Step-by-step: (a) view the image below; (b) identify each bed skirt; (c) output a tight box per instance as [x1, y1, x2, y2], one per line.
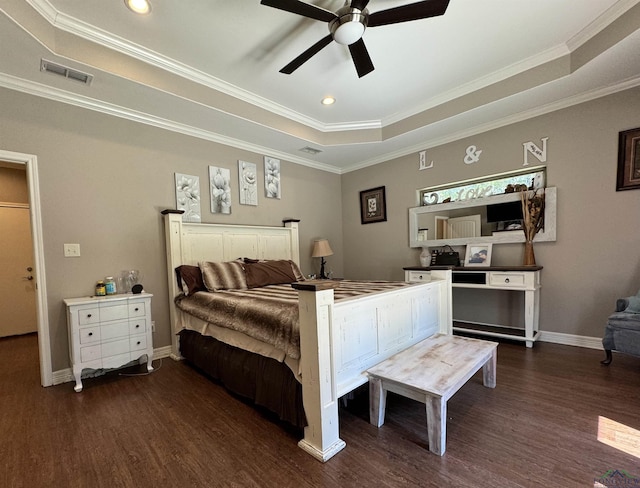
[178, 329, 306, 429]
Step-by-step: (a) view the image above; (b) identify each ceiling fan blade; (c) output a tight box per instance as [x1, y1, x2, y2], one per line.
[260, 0, 337, 23]
[368, 0, 450, 27]
[280, 34, 334, 74]
[350, 0, 370, 11]
[348, 38, 374, 78]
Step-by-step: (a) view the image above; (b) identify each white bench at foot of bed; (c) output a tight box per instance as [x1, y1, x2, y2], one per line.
[293, 272, 452, 462]
[367, 334, 497, 456]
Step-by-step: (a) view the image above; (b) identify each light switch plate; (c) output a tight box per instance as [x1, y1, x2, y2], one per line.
[64, 243, 81, 257]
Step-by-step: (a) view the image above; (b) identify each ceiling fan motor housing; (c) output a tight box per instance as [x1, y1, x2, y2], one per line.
[330, 6, 368, 45]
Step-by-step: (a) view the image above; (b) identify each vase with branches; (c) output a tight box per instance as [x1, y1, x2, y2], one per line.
[520, 189, 545, 266]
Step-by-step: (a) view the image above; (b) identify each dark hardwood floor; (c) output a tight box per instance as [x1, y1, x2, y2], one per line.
[1, 333, 639, 487]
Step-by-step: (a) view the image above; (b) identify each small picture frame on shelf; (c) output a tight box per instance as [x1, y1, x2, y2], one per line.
[464, 243, 493, 267]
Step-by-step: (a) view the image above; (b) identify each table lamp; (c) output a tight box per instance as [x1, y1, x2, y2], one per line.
[311, 239, 333, 279]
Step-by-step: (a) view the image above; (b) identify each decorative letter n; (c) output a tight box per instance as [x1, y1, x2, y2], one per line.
[522, 137, 548, 166]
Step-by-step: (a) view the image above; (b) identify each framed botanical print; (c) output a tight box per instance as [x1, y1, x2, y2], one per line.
[617, 127, 640, 191]
[360, 186, 387, 224]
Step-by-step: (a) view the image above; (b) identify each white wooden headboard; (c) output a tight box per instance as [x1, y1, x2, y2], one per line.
[162, 211, 300, 356]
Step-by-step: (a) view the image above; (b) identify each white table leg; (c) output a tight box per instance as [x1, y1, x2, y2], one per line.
[369, 377, 387, 427]
[426, 395, 446, 456]
[524, 289, 537, 348]
[482, 349, 497, 388]
[72, 365, 83, 392]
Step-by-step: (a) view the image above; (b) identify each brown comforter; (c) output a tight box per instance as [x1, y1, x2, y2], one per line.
[175, 280, 413, 360]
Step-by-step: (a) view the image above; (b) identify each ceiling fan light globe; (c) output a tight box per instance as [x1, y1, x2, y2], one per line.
[124, 0, 151, 14]
[333, 21, 365, 45]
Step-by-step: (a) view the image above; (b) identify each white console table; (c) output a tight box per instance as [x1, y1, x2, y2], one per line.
[404, 266, 542, 347]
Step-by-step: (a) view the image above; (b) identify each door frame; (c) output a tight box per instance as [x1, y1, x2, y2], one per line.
[0, 149, 51, 386]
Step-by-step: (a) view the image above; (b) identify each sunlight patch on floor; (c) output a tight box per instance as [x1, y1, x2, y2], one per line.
[597, 416, 640, 459]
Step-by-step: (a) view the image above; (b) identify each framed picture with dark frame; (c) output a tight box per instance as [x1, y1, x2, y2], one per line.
[464, 243, 493, 267]
[616, 127, 640, 191]
[360, 186, 387, 224]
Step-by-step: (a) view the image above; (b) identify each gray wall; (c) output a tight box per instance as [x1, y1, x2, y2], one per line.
[0, 88, 343, 371]
[2, 84, 639, 372]
[341, 86, 640, 339]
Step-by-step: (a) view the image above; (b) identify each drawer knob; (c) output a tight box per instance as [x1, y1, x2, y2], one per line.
[87, 314, 92, 318]
[134, 308, 139, 312]
[135, 324, 140, 328]
[505, 278, 510, 283]
[88, 332, 93, 336]
[136, 341, 141, 345]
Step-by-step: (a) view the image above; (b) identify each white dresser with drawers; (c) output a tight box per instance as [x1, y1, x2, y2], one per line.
[64, 292, 154, 392]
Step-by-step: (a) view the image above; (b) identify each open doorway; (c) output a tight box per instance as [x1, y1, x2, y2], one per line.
[0, 164, 37, 337]
[0, 150, 51, 386]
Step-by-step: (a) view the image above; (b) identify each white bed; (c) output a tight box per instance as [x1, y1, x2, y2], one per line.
[163, 212, 452, 461]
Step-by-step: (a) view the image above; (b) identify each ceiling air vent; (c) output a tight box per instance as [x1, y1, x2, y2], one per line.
[40, 59, 93, 85]
[299, 146, 322, 155]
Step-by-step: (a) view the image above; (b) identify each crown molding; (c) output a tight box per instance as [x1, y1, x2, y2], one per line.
[344, 74, 640, 173]
[382, 43, 570, 127]
[3, 69, 638, 176]
[24, 0, 639, 142]
[567, 0, 640, 51]
[24, 0, 57, 23]
[25, 0, 381, 134]
[0, 72, 342, 174]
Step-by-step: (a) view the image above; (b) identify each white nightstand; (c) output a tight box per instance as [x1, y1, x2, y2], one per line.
[64, 292, 154, 392]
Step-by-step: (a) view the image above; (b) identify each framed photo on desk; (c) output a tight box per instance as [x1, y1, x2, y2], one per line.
[464, 243, 492, 267]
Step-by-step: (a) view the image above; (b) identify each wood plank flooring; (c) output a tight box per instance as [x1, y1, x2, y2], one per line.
[1, 333, 639, 487]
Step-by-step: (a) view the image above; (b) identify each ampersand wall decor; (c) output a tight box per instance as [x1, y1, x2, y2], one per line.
[464, 145, 482, 165]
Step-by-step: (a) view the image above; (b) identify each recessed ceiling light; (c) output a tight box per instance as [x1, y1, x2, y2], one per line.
[321, 96, 335, 106]
[125, 0, 151, 15]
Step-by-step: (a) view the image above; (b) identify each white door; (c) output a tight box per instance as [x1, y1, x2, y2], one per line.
[448, 214, 482, 239]
[0, 206, 37, 337]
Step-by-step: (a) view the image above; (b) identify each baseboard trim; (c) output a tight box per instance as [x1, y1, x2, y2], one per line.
[51, 336, 603, 386]
[538, 331, 602, 350]
[52, 345, 175, 386]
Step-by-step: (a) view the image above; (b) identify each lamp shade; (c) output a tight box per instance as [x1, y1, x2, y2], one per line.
[311, 239, 333, 258]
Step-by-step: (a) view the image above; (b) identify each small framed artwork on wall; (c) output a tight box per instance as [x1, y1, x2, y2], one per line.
[238, 160, 258, 206]
[617, 127, 640, 191]
[464, 243, 492, 267]
[264, 156, 281, 199]
[175, 173, 201, 223]
[359, 186, 387, 224]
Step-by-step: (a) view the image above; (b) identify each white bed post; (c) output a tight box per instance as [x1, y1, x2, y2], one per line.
[292, 281, 346, 462]
[429, 269, 453, 334]
[282, 219, 300, 266]
[163, 211, 185, 359]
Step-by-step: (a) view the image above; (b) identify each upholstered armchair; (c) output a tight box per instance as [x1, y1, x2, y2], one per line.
[602, 290, 640, 365]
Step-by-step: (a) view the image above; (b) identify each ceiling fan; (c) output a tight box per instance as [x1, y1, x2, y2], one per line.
[260, 0, 450, 78]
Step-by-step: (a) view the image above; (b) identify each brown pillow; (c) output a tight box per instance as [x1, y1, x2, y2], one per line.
[199, 261, 248, 291]
[289, 260, 305, 281]
[243, 258, 305, 283]
[245, 260, 299, 288]
[175, 265, 205, 295]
